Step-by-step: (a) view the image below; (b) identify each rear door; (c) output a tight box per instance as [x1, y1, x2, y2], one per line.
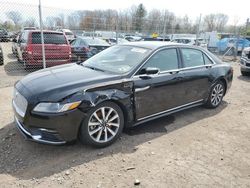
[179, 48, 214, 103]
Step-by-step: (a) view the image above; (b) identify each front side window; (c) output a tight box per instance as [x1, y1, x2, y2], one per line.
[141, 48, 179, 72]
[181, 48, 204, 67]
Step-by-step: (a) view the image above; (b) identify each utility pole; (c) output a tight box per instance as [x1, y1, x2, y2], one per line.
[163, 10, 167, 41]
[38, 0, 46, 69]
[196, 14, 202, 46]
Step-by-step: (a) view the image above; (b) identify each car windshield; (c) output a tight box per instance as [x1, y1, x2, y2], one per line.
[83, 45, 151, 74]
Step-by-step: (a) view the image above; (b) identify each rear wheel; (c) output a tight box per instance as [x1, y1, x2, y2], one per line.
[205, 81, 225, 108]
[79, 101, 124, 148]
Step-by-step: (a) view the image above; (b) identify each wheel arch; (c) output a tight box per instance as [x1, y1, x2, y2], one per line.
[212, 76, 228, 96]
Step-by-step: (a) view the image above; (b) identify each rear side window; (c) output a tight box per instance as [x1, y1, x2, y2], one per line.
[181, 48, 204, 67]
[32, 33, 67, 44]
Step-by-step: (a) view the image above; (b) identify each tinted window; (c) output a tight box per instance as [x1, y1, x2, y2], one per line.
[32, 33, 67, 44]
[181, 49, 204, 67]
[203, 54, 213, 65]
[142, 49, 178, 72]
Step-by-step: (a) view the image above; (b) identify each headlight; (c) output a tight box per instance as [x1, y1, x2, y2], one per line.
[33, 101, 81, 113]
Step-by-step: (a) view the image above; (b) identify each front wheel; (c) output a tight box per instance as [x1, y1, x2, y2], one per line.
[205, 81, 225, 108]
[79, 101, 124, 148]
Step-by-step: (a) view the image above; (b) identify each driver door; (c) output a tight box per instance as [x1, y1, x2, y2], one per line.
[133, 48, 186, 120]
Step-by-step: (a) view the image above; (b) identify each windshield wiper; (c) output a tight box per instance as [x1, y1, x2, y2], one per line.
[81, 64, 105, 72]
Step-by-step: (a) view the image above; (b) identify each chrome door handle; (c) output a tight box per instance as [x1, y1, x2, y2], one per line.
[135, 86, 150, 93]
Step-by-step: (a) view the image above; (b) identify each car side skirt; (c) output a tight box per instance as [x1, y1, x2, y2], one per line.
[133, 99, 204, 126]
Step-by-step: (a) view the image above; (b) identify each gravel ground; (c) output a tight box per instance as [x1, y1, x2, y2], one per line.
[0, 42, 250, 188]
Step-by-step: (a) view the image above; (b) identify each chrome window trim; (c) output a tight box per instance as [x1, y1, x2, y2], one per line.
[132, 64, 214, 78]
[138, 99, 204, 121]
[131, 46, 216, 78]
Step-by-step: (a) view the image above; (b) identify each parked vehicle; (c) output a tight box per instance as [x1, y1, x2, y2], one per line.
[13, 42, 233, 147]
[240, 47, 250, 76]
[57, 29, 76, 42]
[0, 45, 3, 65]
[23, 27, 37, 31]
[0, 29, 10, 42]
[124, 35, 142, 42]
[70, 37, 110, 61]
[15, 30, 71, 68]
[12, 32, 21, 56]
[104, 38, 129, 45]
[217, 38, 250, 55]
[142, 37, 170, 41]
[172, 38, 196, 45]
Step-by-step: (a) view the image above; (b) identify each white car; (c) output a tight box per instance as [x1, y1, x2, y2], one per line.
[172, 38, 207, 49]
[240, 47, 250, 76]
[57, 29, 75, 42]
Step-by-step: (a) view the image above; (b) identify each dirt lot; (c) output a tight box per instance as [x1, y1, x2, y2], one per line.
[0, 42, 250, 188]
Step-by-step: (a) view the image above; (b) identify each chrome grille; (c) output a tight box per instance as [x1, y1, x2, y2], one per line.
[13, 88, 28, 117]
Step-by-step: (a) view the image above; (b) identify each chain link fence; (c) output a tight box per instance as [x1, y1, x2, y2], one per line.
[0, 2, 248, 88]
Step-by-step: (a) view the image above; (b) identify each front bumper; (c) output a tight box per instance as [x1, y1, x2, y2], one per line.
[15, 116, 66, 145]
[13, 99, 85, 145]
[240, 58, 250, 72]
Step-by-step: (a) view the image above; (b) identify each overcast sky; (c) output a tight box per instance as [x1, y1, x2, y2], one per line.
[1, 0, 249, 25]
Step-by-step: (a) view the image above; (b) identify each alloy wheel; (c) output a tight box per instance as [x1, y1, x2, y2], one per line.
[88, 107, 120, 143]
[211, 83, 224, 106]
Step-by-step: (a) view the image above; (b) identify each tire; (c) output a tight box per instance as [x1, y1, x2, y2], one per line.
[241, 71, 248, 76]
[205, 81, 225, 108]
[79, 101, 124, 148]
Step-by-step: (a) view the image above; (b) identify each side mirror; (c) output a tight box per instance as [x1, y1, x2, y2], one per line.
[140, 67, 160, 75]
[139, 67, 159, 79]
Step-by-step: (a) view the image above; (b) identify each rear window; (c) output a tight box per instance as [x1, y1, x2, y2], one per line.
[32, 32, 67, 44]
[65, 32, 73, 35]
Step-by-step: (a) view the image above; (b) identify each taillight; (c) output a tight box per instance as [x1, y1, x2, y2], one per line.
[82, 47, 90, 52]
[26, 45, 32, 55]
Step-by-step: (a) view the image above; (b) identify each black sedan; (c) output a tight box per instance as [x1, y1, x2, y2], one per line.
[70, 37, 110, 62]
[13, 42, 233, 147]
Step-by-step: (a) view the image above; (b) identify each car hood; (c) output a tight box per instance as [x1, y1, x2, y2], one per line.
[17, 63, 121, 101]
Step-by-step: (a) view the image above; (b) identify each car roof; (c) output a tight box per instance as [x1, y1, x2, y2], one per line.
[25, 30, 64, 34]
[120, 41, 193, 50]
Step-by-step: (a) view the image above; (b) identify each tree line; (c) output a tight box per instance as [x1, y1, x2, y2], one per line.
[1, 3, 249, 35]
